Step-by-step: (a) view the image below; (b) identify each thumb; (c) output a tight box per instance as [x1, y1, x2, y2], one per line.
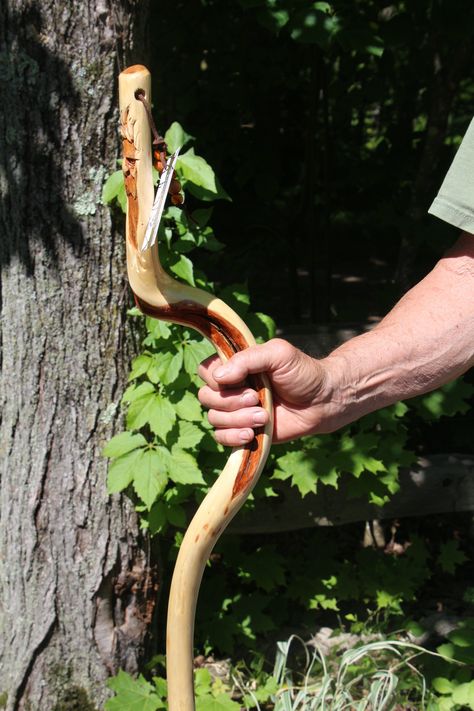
[213, 339, 297, 384]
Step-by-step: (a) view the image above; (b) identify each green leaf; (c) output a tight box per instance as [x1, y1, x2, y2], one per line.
[168, 448, 206, 485]
[452, 681, 474, 706]
[148, 394, 177, 440]
[126, 389, 176, 441]
[200, 229, 225, 252]
[438, 540, 468, 575]
[123, 381, 155, 404]
[309, 594, 339, 611]
[192, 208, 213, 228]
[273, 450, 317, 497]
[218, 284, 250, 314]
[289, 8, 339, 47]
[250, 676, 279, 703]
[194, 668, 212, 694]
[233, 592, 275, 637]
[366, 44, 384, 57]
[126, 389, 158, 430]
[103, 432, 147, 458]
[129, 354, 153, 380]
[449, 626, 474, 649]
[178, 148, 217, 192]
[166, 503, 186, 527]
[177, 421, 205, 449]
[239, 546, 286, 592]
[186, 174, 231, 202]
[335, 433, 386, 478]
[173, 391, 203, 421]
[432, 677, 454, 694]
[148, 500, 168, 535]
[196, 694, 240, 711]
[148, 350, 183, 385]
[254, 311, 276, 340]
[145, 318, 172, 340]
[152, 676, 167, 699]
[105, 670, 163, 711]
[102, 170, 125, 205]
[256, 8, 289, 34]
[107, 449, 144, 493]
[175, 231, 197, 254]
[133, 450, 169, 509]
[437, 642, 456, 660]
[164, 121, 194, 153]
[170, 254, 195, 285]
[414, 379, 474, 421]
[376, 589, 401, 610]
[183, 340, 215, 377]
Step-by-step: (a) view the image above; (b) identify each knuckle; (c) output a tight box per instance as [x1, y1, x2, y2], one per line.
[207, 409, 218, 426]
[269, 337, 296, 361]
[198, 385, 209, 403]
[214, 431, 225, 444]
[198, 354, 218, 376]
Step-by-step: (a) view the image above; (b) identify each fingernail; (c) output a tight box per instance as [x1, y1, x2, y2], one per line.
[239, 429, 253, 442]
[214, 366, 231, 379]
[241, 391, 258, 406]
[252, 410, 267, 425]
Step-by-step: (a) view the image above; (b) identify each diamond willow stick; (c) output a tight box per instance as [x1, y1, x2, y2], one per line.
[118, 65, 273, 711]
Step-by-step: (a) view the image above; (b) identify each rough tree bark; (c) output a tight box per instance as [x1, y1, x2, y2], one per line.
[0, 2, 156, 709]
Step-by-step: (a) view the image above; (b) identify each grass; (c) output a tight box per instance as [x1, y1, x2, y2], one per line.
[231, 635, 452, 711]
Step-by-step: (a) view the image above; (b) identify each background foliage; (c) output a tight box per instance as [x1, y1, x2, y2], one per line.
[104, 0, 474, 707]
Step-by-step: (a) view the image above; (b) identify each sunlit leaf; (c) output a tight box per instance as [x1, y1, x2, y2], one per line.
[173, 391, 203, 421]
[164, 121, 194, 153]
[170, 254, 195, 285]
[106, 670, 163, 711]
[107, 449, 144, 493]
[103, 432, 147, 459]
[168, 448, 206, 485]
[133, 449, 168, 509]
[176, 421, 205, 449]
[178, 148, 217, 192]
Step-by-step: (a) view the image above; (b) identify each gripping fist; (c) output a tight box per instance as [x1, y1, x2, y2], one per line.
[198, 338, 343, 445]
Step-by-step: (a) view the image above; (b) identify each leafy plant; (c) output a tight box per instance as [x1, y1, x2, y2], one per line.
[194, 523, 471, 654]
[103, 119, 473, 663]
[102, 122, 265, 533]
[106, 634, 450, 710]
[105, 666, 241, 711]
[425, 618, 474, 710]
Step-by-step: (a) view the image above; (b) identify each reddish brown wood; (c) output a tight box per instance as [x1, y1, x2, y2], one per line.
[134, 296, 268, 498]
[120, 83, 268, 503]
[123, 64, 148, 74]
[122, 137, 138, 250]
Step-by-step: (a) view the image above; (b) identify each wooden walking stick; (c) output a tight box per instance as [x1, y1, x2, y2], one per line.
[118, 65, 273, 711]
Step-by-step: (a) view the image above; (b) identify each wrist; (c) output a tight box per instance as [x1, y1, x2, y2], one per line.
[311, 353, 360, 432]
[318, 342, 400, 430]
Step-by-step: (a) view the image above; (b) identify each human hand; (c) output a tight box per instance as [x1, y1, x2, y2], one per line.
[198, 338, 345, 445]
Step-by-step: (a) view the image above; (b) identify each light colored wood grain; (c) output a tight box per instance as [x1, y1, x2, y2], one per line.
[119, 65, 273, 711]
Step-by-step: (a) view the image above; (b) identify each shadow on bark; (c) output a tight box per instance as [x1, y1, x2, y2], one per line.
[0, 5, 83, 271]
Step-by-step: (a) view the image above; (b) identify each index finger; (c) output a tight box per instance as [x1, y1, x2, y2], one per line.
[198, 354, 247, 390]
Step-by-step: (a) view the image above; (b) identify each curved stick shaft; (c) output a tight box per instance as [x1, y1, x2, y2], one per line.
[119, 66, 273, 711]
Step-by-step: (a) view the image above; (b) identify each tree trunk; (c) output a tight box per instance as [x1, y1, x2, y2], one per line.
[0, 2, 155, 709]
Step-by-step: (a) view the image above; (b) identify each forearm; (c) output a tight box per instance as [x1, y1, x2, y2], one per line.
[323, 233, 474, 424]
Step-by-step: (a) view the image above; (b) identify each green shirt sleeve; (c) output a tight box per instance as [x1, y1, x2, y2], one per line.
[428, 118, 474, 233]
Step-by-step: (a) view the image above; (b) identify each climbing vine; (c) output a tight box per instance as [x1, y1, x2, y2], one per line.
[103, 121, 473, 660]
